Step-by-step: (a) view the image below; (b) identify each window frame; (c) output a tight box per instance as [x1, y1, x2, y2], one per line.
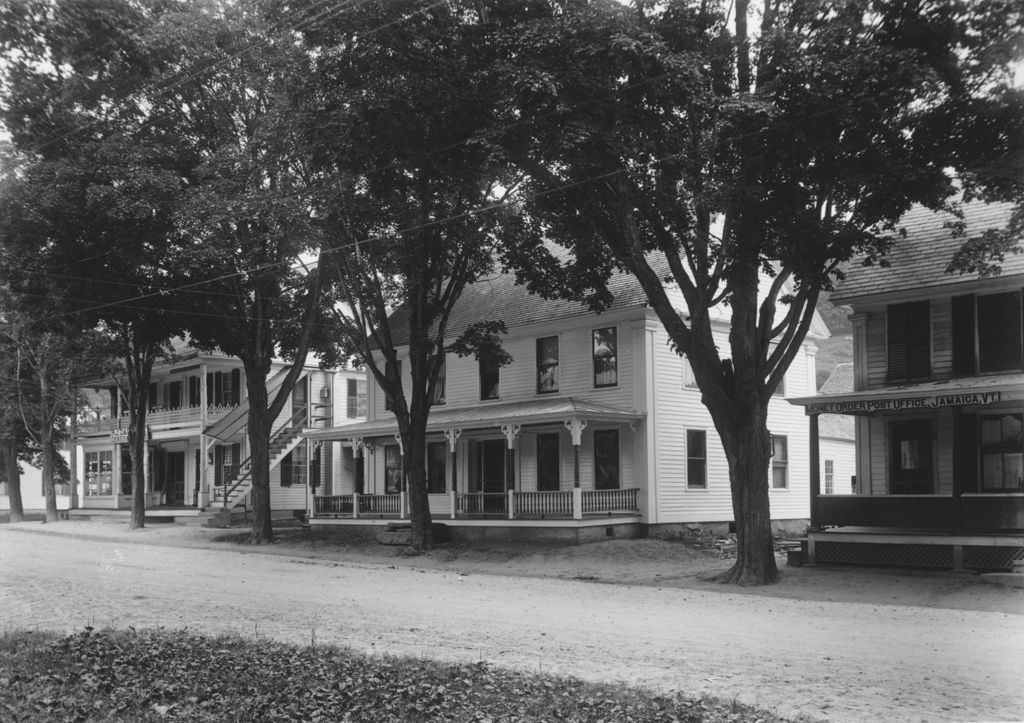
[479, 353, 500, 401]
[427, 441, 447, 494]
[979, 412, 1024, 492]
[536, 336, 560, 394]
[681, 354, 699, 389]
[347, 378, 367, 418]
[592, 327, 618, 388]
[824, 459, 834, 495]
[771, 434, 789, 490]
[384, 444, 402, 494]
[686, 429, 708, 489]
[84, 450, 113, 497]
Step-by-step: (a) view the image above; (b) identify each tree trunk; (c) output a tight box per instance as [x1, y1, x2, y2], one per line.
[128, 384, 150, 530]
[712, 401, 779, 585]
[245, 366, 274, 544]
[40, 423, 58, 523]
[404, 420, 432, 552]
[126, 354, 152, 528]
[2, 441, 25, 522]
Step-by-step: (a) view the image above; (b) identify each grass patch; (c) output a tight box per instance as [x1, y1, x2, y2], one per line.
[0, 628, 794, 722]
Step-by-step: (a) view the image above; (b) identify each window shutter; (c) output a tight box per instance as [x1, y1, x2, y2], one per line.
[230, 369, 241, 405]
[888, 301, 930, 381]
[281, 450, 292, 487]
[214, 445, 224, 485]
[206, 373, 214, 405]
[887, 305, 910, 381]
[951, 295, 976, 376]
[189, 376, 200, 407]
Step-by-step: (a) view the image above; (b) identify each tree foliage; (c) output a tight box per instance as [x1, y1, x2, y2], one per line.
[485, 0, 1023, 583]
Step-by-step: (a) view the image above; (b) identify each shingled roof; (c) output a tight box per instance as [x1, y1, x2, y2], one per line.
[831, 201, 1020, 304]
[818, 363, 855, 441]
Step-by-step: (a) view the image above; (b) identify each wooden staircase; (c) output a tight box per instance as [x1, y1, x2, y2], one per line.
[207, 407, 307, 513]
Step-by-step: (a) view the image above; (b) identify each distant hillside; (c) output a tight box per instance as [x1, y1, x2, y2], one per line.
[814, 294, 853, 389]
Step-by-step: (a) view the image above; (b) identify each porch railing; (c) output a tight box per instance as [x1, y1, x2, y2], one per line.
[514, 490, 573, 518]
[311, 487, 641, 521]
[583, 487, 640, 514]
[457, 492, 508, 516]
[816, 493, 1024, 532]
[77, 405, 235, 434]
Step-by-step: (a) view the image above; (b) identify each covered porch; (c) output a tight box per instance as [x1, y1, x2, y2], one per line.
[304, 397, 646, 529]
[789, 376, 1024, 570]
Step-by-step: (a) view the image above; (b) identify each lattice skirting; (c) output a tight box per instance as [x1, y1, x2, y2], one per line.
[814, 541, 1024, 571]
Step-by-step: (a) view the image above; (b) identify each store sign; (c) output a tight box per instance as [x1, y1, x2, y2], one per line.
[110, 428, 129, 443]
[807, 391, 1002, 415]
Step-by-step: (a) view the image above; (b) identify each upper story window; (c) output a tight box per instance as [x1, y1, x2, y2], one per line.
[207, 369, 241, 407]
[431, 355, 446, 405]
[887, 301, 931, 383]
[536, 336, 559, 394]
[953, 291, 1023, 376]
[593, 327, 618, 387]
[480, 353, 500, 400]
[682, 355, 699, 389]
[346, 378, 367, 418]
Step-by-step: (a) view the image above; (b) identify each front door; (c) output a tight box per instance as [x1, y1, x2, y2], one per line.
[165, 451, 187, 506]
[890, 420, 933, 494]
[476, 439, 506, 494]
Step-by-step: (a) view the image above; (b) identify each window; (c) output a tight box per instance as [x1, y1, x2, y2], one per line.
[682, 355, 699, 389]
[347, 378, 367, 418]
[536, 433, 561, 491]
[480, 353, 500, 400]
[281, 444, 308, 487]
[536, 336, 559, 393]
[686, 429, 707, 489]
[148, 382, 158, 411]
[594, 430, 620, 490]
[84, 451, 113, 496]
[188, 376, 201, 407]
[384, 445, 402, 494]
[953, 291, 1023, 375]
[824, 459, 834, 495]
[214, 443, 240, 486]
[980, 413, 1024, 491]
[120, 449, 132, 495]
[887, 301, 930, 382]
[889, 420, 933, 494]
[771, 434, 789, 489]
[384, 360, 401, 412]
[593, 327, 618, 387]
[164, 381, 182, 410]
[207, 370, 241, 407]
[431, 355, 446, 405]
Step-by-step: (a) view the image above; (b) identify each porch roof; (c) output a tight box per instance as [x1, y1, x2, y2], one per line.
[303, 397, 645, 442]
[788, 373, 1024, 416]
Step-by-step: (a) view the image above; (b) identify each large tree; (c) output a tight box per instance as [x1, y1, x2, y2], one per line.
[0, 0, 195, 528]
[296, 0, 524, 551]
[487, 0, 1023, 583]
[158, 0, 334, 543]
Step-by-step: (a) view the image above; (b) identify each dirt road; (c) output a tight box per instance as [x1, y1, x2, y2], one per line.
[1, 525, 1022, 722]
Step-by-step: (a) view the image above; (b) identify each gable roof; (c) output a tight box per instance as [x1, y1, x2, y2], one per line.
[831, 201, 1020, 304]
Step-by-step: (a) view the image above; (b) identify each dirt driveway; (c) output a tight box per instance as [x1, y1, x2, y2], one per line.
[1, 521, 1022, 722]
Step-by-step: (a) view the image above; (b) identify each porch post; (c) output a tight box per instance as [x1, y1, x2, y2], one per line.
[70, 390, 79, 508]
[809, 413, 821, 530]
[564, 419, 588, 488]
[500, 424, 521, 493]
[199, 365, 208, 505]
[351, 437, 364, 494]
[444, 428, 461, 520]
[394, 433, 405, 518]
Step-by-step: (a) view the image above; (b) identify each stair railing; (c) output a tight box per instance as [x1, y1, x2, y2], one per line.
[218, 406, 309, 506]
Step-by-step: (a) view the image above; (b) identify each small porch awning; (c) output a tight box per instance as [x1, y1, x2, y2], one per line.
[303, 397, 645, 442]
[788, 373, 1024, 416]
